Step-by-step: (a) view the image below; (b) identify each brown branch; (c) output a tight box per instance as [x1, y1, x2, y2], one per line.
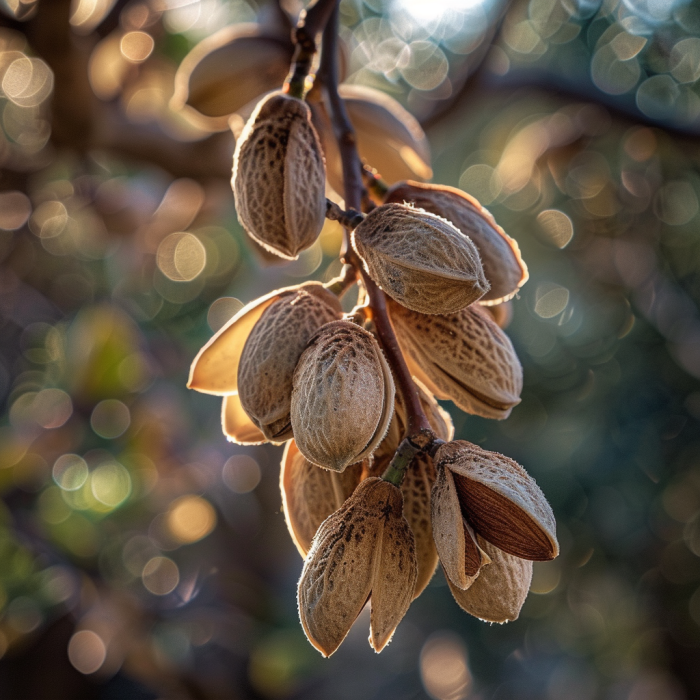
[319, 2, 432, 444]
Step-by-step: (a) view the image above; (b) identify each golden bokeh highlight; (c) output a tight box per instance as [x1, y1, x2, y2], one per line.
[157, 232, 207, 282]
[2, 56, 53, 107]
[420, 631, 471, 700]
[53, 454, 88, 491]
[535, 283, 570, 319]
[142, 556, 179, 595]
[120, 31, 154, 63]
[166, 495, 216, 544]
[531, 560, 562, 594]
[537, 209, 574, 248]
[90, 461, 131, 507]
[68, 630, 106, 674]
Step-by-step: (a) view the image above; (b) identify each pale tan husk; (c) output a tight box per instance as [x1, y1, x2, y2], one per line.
[297, 478, 417, 656]
[232, 91, 326, 259]
[446, 537, 533, 623]
[171, 24, 293, 129]
[352, 203, 488, 315]
[280, 441, 363, 557]
[238, 286, 342, 441]
[385, 181, 528, 304]
[309, 85, 431, 197]
[431, 463, 491, 589]
[435, 440, 558, 561]
[291, 320, 395, 472]
[221, 394, 266, 445]
[400, 453, 439, 598]
[187, 282, 331, 397]
[388, 298, 523, 420]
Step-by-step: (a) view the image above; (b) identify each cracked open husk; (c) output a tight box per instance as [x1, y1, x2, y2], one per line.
[280, 441, 364, 557]
[384, 181, 528, 304]
[435, 440, 558, 561]
[237, 286, 341, 441]
[298, 478, 417, 656]
[388, 299, 523, 419]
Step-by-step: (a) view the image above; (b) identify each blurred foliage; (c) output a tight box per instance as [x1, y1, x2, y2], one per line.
[0, 0, 699, 699]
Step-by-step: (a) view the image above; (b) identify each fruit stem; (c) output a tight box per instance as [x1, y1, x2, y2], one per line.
[284, 0, 338, 99]
[362, 164, 390, 200]
[318, 1, 433, 440]
[381, 431, 437, 486]
[325, 198, 364, 229]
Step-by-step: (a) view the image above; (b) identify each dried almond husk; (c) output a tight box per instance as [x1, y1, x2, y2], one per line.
[232, 91, 326, 260]
[435, 440, 558, 561]
[221, 394, 266, 445]
[401, 453, 439, 598]
[171, 24, 293, 130]
[280, 441, 363, 557]
[291, 320, 395, 472]
[446, 536, 533, 623]
[298, 477, 417, 656]
[310, 85, 431, 197]
[353, 203, 488, 315]
[238, 286, 342, 441]
[431, 462, 491, 589]
[385, 181, 528, 304]
[388, 299, 523, 420]
[188, 282, 333, 396]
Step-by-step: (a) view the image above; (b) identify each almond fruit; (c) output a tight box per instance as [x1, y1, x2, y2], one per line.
[435, 440, 558, 561]
[232, 91, 326, 260]
[298, 477, 417, 656]
[238, 286, 342, 441]
[291, 320, 394, 471]
[280, 440, 363, 557]
[385, 181, 528, 304]
[352, 203, 488, 315]
[388, 299, 523, 419]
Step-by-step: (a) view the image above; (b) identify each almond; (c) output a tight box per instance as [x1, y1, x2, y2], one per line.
[388, 299, 522, 419]
[352, 203, 488, 315]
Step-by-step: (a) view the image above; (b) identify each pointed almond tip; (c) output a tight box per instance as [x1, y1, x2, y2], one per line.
[369, 628, 394, 654]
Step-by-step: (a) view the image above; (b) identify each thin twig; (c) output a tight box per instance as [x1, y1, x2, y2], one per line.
[319, 3, 433, 470]
[285, 0, 338, 98]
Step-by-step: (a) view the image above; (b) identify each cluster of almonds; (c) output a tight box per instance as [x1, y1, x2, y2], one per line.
[187, 66, 558, 656]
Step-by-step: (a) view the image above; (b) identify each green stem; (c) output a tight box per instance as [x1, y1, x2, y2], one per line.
[381, 430, 437, 486]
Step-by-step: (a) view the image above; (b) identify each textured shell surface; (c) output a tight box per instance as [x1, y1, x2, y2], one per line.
[385, 181, 528, 304]
[188, 282, 330, 397]
[352, 203, 488, 315]
[280, 441, 363, 558]
[431, 464, 490, 589]
[388, 298, 523, 419]
[297, 478, 417, 657]
[238, 286, 341, 441]
[232, 91, 326, 260]
[446, 537, 533, 623]
[436, 440, 558, 561]
[291, 320, 395, 472]
[401, 453, 439, 598]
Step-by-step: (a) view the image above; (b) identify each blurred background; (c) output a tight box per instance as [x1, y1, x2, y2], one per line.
[0, 0, 700, 698]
